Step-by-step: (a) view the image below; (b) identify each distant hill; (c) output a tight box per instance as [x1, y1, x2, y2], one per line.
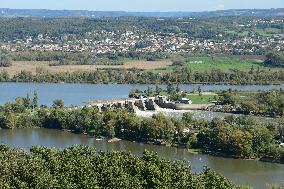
[0, 8, 283, 18]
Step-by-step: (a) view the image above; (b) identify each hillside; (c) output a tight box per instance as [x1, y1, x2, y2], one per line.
[0, 8, 283, 18]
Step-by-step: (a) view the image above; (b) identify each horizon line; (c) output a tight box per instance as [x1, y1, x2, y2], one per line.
[1, 7, 283, 13]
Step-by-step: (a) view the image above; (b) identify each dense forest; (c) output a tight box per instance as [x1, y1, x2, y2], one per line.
[0, 144, 250, 189]
[0, 17, 258, 40]
[0, 96, 283, 162]
[0, 16, 283, 41]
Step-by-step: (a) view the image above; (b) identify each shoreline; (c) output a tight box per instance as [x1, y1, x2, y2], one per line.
[0, 80, 283, 86]
[1, 127, 283, 165]
[61, 128, 284, 165]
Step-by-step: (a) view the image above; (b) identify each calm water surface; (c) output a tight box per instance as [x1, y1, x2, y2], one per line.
[0, 82, 283, 106]
[0, 128, 283, 189]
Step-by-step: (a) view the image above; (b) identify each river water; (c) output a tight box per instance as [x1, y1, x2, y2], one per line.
[0, 128, 283, 189]
[0, 82, 283, 106]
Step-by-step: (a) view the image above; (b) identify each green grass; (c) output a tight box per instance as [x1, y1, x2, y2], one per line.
[151, 56, 283, 73]
[184, 57, 266, 72]
[225, 27, 282, 37]
[186, 94, 217, 104]
[255, 28, 282, 36]
[225, 30, 249, 37]
[186, 57, 281, 72]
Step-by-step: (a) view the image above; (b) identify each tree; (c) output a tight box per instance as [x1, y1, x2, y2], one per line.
[53, 99, 64, 108]
[167, 84, 175, 95]
[276, 117, 284, 142]
[146, 86, 154, 97]
[176, 84, 180, 93]
[23, 94, 32, 108]
[155, 85, 163, 95]
[198, 86, 202, 96]
[172, 56, 185, 66]
[33, 91, 39, 109]
[0, 55, 12, 67]
[6, 112, 16, 129]
[265, 52, 284, 67]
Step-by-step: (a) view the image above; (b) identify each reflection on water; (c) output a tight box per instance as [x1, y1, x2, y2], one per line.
[0, 128, 283, 189]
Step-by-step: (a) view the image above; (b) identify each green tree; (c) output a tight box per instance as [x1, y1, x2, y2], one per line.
[198, 86, 202, 96]
[155, 85, 163, 95]
[33, 91, 39, 109]
[6, 112, 16, 129]
[53, 99, 64, 108]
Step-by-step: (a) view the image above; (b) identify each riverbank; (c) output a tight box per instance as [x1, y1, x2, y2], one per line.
[1, 79, 283, 86]
[143, 139, 284, 164]
[1, 67, 284, 85]
[1, 128, 284, 189]
[80, 128, 284, 165]
[0, 104, 282, 165]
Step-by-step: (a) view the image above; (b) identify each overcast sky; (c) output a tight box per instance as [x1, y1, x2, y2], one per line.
[0, 0, 283, 12]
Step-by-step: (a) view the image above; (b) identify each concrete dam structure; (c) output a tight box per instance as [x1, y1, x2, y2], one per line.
[87, 97, 160, 112]
[87, 96, 213, 112]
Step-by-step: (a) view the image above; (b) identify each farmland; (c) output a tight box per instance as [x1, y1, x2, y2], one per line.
[0, 60, 172, 75]
[1, 56, 283, 76]
[152, 56, 284, 73]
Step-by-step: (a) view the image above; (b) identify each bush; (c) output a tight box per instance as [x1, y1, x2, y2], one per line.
[0, 56, 12, 67]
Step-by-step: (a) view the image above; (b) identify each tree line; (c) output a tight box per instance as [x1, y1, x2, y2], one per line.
[0, 96, 283, 162]
[217, 90, 284, 117]
[0, 67, 284, 84]
[265, 51, 284, 67]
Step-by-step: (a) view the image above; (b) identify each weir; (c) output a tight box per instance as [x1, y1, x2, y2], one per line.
[86, 96, 213, 112]
[87, 97, 159, 112]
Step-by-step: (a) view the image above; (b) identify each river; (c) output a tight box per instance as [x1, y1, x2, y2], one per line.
[0, 128, 283, 189]
[0, 82, 283, 106]
[0, 82, 284, 188]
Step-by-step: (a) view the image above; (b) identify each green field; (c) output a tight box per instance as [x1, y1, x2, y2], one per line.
[225, 27, 282, 37]
[186, 94, 217, 104]
[184, 57, 266, 72]
[152, 56, 283, 73]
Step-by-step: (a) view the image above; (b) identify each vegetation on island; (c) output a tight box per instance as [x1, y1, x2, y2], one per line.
[130, 86, 284, 117]
[217, 90, 284, 117]
[0, 94, 283, 163]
